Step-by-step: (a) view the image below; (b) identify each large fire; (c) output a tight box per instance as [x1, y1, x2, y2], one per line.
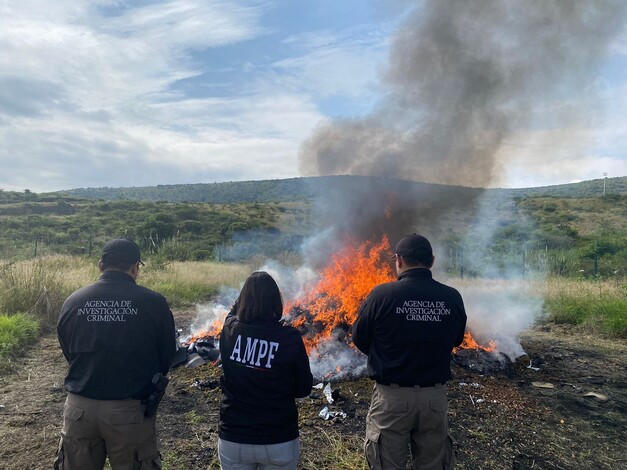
[187, 237, 497, 363]
[286, 237, 394, 352]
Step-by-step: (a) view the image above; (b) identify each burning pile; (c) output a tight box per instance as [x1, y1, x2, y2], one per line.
[176, 0, 617, 380]
[184, 236, 505, 380]
[285, 237, 504, 379]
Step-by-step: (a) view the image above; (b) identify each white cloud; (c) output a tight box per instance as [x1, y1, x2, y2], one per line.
[495, 122, 627, 188]
[101, 0, 265, 50]
[0, 1, 625, 193]
[271, 26, 390, 100]
[0, 90, 322, 191]
[0, 1, 264, 109]
[0, 0, 326, 192]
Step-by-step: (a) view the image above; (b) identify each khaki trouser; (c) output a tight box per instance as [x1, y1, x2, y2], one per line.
[365, 383, 455, 470]
[54, 393, 162, 470]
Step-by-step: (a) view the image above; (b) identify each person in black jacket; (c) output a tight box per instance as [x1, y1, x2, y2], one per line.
[55, 238, 176, 470]
[218, 271, 313, 470]
[352, 234, 467, 470]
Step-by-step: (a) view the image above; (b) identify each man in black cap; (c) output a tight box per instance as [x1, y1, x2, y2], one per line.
[352, 234, 467, 470]
[55, 238, 176, 470]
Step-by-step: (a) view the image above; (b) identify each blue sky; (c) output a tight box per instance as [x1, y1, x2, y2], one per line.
[0, 0, 625, 192]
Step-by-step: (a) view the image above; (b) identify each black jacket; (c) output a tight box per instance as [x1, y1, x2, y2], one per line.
[352, 268, 467, 386]
[219, 313, 313, 445]
[57, 270, 176, 400]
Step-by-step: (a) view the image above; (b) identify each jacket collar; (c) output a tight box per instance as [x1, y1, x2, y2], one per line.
[99, 270, 136, 284]
[397, 267, 432, 281]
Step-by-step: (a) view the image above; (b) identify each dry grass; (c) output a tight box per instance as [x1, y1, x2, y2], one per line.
[442, 276, 626, 339]
[300, 429, 368, 470]
[0, 256, 96, 329]
[542, 277, 627, 337]
[153, 261, 250, 288]
[447, 276, 625, 306]
[141, 260, 251, 306]
[543, 276, 625, 298]
[0, 256, 251, 329]
[449, 277, 543, 295]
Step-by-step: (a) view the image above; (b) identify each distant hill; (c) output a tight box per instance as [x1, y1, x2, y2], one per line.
[57, 175, 627, 203]
[0, 175, 623, 277]
[508, 177, 626, 198]
[58, 178, 316, 203]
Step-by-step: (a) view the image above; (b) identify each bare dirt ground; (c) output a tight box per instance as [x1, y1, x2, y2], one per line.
[0, 315, 625, 470]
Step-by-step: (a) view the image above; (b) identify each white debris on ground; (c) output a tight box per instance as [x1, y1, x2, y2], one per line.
[527, 361, 540, 371]
[583, 392, 609, 402]
[323, 383, 334, 404]
[318, 406, 347, 421]
[458, 382, 482, 388]
[531, 382, 555, 389]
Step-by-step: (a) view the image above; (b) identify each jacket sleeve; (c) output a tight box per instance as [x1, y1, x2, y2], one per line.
[453, 293, 468, 348]
[57, 315, 70, 362]
[351, 293, 375, 354]
[293, 333, 313, 398]
[226, 301, 237, 319]
[159, 300, 177, 375]
[56, 299, 72, 362]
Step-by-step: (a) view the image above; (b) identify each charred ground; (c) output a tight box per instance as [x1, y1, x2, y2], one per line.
[0, 316, 625, 470]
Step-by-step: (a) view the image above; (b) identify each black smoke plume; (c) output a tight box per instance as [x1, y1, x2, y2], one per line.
[298, 0, 626, 255]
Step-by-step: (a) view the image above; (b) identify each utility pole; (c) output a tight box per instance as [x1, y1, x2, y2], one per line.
[460, 242, 464, 279]
[603, 172, 608, 196]
[522, 241, 526, 280]
[594, 240, 598, 276]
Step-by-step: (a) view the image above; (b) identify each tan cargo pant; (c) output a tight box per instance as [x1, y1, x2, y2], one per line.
[54, 393, 162, 470]
[364, 383, 455, 470]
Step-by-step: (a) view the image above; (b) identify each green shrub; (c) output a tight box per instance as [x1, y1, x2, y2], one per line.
[596, 298, 627, 337]
[0, 257, 85, 330]
[0, 313, 39, 373]
[192, 249, 212, 261]
[543, 280, 627, 338]
[544, 296, 588, 325]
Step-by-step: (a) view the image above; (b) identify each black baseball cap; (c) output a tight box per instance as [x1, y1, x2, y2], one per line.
[101, 238, 144, 266]
[394, 233, 433, 258]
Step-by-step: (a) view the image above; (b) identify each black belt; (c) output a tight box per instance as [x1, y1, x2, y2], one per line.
[376, 380, 444, 388]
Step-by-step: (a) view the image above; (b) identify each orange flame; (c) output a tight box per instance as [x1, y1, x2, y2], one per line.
[187, 319, 223, 344]
[454, 331, 497, 353]
[286, 237, 395, 352]
[187, 237, 498, 359]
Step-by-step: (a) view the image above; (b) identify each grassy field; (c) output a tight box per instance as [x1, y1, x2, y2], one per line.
[140, 260, 250, 306]
[1, 178, 624, 279]
[0, 313, 39, 374]
[0, 256, 251, 320]
[543, 277, 627, 338]
[0, 257, 624, 375]
[0, 257, 251, 373]
[0, 260, 625, 469]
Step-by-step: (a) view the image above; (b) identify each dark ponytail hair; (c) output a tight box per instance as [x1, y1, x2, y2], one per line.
[235, 271, 283, 323]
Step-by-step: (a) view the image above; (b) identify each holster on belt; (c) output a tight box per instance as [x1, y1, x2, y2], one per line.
[142, 373, 169, 418]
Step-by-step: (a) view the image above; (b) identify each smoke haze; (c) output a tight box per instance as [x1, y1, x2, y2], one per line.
[191, 1, 625, 377]
[300, 0, 626, 189]
[292, 0, 626, 368]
